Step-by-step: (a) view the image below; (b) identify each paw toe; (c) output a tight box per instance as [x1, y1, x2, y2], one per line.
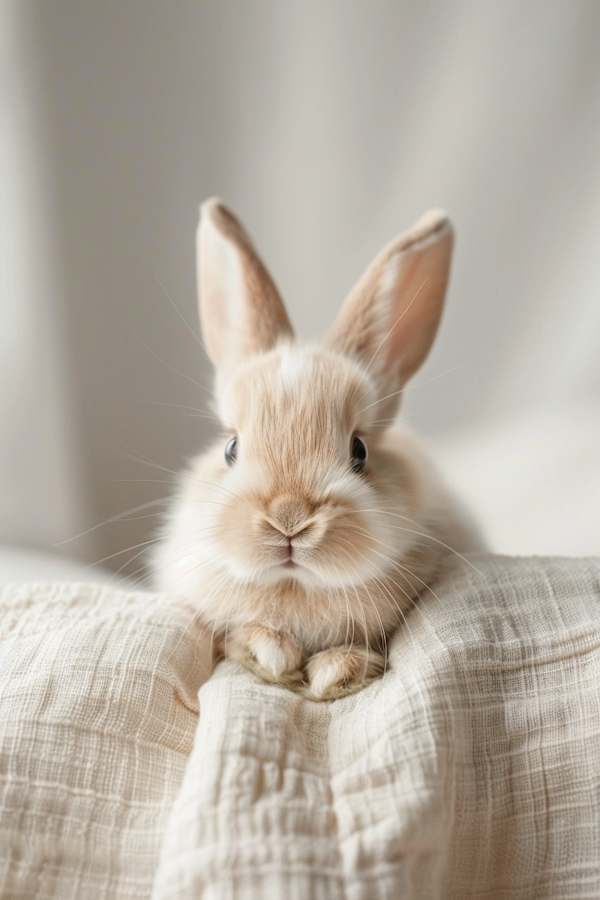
[227, 624, 303, 684]
[304, 647, 385, 701]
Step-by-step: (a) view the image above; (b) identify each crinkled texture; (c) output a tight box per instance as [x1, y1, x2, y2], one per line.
[0, 582, 211, 900]
[153, 555, 600, 900]
[2, 558, 600, 900]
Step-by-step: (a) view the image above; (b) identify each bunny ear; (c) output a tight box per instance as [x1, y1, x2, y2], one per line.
[197, 199, 294, 372]
[325, 210, 454, 414]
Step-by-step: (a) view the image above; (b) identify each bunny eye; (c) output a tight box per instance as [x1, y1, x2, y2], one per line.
[350, 435, 368, 472]
[224, 437, 237, 467]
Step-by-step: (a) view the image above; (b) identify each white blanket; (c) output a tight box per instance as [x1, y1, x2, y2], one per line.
[2, 555, 600, 899]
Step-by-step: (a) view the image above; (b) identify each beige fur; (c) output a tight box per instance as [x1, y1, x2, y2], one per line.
[153, 200, 482, 700]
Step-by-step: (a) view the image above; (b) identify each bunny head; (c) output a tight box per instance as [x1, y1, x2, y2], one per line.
[189, 199, 454, 593]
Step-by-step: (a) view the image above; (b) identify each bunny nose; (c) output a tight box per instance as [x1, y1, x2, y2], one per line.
[265, 496, 313, 538]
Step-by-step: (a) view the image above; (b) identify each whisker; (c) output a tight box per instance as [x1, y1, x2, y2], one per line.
[357, 366, 459, 414]
[154, 275, 211, 359]
[349, 277, 431, 408]
[133, 331, 215, 398]
[54, 498, 168, 546]
[344, 527, 456, 636]
[112, 443, 247, 505]
[83, 537, 161, 573]
[127, 395, 224, 422]
[356, 507, 483, 575]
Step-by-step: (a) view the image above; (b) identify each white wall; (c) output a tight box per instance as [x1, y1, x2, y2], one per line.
[1, 0, 599, 568]
[0, 1, 90, 558]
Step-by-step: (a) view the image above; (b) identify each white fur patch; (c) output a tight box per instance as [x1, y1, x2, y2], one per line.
[279, 347, 310, 394]
[309, 657, 344, 698]
[254, 639, 290, 678]
[249, 629, 302, 678]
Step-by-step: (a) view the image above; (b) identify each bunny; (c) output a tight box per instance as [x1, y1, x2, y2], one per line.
[152, 200, 482, 700]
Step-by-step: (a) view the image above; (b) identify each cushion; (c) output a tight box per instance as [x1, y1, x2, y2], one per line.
[152, 555, 600, 900]
[2, 556, 600, 899]
[0, 582, 211, 899]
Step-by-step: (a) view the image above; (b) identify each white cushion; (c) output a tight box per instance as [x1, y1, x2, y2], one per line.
[153, 555, 600, 900]
[0, 582, 211, 899]
[2, 556, 600, 899]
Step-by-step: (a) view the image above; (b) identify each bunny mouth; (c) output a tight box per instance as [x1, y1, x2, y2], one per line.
[278, 542, 299, 569]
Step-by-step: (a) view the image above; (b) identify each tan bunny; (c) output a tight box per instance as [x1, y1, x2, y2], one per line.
[152, 200, 482, 700]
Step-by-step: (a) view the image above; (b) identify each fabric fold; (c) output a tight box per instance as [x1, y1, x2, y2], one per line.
[153, 555, 600, 900]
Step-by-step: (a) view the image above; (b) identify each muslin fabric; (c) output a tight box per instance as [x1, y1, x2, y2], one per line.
[0, 582, 211, 899]
[1, 556, 600, 899]
[152, 555, 600, 900]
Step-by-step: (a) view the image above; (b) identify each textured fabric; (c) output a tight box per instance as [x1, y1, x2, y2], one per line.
[153, 555, 600, 900]
[2, 558, 600, 899]
[0, 582, 212, 899]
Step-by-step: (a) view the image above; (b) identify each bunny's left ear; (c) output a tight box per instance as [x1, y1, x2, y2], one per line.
[325, 210, 454, 414]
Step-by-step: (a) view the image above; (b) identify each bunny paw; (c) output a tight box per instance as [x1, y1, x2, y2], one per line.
[303, 646, 386, 701]
[226, 623, 304, 686]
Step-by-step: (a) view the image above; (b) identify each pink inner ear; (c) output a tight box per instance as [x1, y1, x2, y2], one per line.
[378, 223, 454, 384]
[325, 212, 453, 399]
[198, 217, 241, 365]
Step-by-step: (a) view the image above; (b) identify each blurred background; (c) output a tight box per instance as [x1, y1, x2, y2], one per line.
[1, 0, 599, 582]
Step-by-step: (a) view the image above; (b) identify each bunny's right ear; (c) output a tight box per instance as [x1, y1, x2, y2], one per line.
[325, 209, 454, 418]
[197, 199, 294, 373]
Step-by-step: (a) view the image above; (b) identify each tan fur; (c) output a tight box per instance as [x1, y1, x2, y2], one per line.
[227, 623, 304, 686]
[153, 201, 482, 701]
[325, 209, 454, 420]
[303, 646, 386, 701]
[198, 199, 293, 374]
